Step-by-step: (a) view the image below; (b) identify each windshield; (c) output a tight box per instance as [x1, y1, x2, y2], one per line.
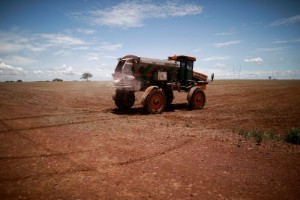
[115, 60, 125, 73]
[187, 60, 193, 71]
[122, 59, 133, 75]
[115, 58, 134, 75]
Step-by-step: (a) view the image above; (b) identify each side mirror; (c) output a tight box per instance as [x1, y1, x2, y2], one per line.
[211, 73, 214, 81]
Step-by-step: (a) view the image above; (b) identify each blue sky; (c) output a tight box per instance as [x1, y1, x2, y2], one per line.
[0, 0, 299, 81]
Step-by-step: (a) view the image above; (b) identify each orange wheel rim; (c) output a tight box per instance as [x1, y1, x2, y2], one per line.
[194, 93, 203, 107]
[150, 93, 163, 110]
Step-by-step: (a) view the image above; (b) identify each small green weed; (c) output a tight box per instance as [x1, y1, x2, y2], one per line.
[263, 130, 278, 140]
[238, 128, 300, 145]
[185, 122, 191, 128]
[239, 129, 263, 145]
[284, 128, 300, 145]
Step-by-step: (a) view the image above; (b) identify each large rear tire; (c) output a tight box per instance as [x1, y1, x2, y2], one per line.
[144, 88, 166, 114]
[114, 89, 135, 109]
[188, 88, 206, 109]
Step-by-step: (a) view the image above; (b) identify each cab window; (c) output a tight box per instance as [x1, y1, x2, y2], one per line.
[115, 60, 125, 72]
[187, 60, 193, 71]
[122, 59, 133, 75]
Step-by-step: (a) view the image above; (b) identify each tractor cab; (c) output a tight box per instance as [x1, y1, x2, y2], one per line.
[168, 55, 196, 84]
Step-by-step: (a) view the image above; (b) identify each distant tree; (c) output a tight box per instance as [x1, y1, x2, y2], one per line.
[53, 78, 63, 82]
[81, 72, 93, 81]
[17, 80, 23, 82]
[268, 76, 272, 80]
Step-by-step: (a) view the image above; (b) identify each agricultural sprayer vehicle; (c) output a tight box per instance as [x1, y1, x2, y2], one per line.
[112, 55, 213, 114]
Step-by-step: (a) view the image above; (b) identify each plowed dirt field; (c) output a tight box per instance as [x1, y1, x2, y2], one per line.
[0, 80, 299, 199]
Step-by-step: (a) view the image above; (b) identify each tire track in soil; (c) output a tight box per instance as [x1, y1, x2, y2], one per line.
[1, 106, 196, 182]
[0, 119, 10, 132]
[0, 109, 104, 121]
[0, 116, 118, 134]
[0, 167, 97, 182]
[1, 138, 195, 182]
[0, 129, 97, 182]
[208, 92, 286, 109]
[0, 148, 101, 160]
[0, 84, 278, 182]
[0, 117, 102, 182]
[111, 139, 193, 166]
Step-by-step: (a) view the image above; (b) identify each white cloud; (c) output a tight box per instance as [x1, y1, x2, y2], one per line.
[88, 54, 99, 61]
[57, 65, 77, 75]
[86, 53, 116, 61]
[192, 48, 202, 52]
[240, 70, 300, 79]
[33, 70, 44, 74]
[271, 15, 300, 26]
[196, 67, 300, 80]
[214, 40, 240, 48]
[0, 31, 47, 53]
[0, 42, 24, 53]
[64, 28, 96, 35]
[255, 47, 283, 52]
[244, 57, 263, 64]
[71, 46, 90, 51]
[214, 30, 236, 36]
[102, 55, 116, 59]
[76, 28, 96, 34]
[97, 42, 122, 51]
[272, 38, 300, 44]
[0, 63, 26, 76]
[47, 65, 80, 76]
[272, 40, 288, 44]
[88, 56, 99, 61]
[37, 34, 87, 47]
[0, 31, 89, 54]
[2, 56, 37, 65]
[0, 32, 29, 52]
[203, 56, 230, 61]
[71, 1, 203, 28]
[214, 63, 226, 68]
[53, 50, 69, 56]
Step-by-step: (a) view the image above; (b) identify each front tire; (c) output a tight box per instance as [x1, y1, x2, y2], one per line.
[188, 88, 206, 109]
[113, 89, 135, 109]
[144, 88, 166, 114]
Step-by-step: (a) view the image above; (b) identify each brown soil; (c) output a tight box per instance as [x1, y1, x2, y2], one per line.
[0, 80, 299, 199]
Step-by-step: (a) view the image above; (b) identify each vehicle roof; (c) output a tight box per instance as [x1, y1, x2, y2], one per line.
[168, 55, 196, 61]
[121, 54, 197, 62]
[121, 55, 140, 60]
